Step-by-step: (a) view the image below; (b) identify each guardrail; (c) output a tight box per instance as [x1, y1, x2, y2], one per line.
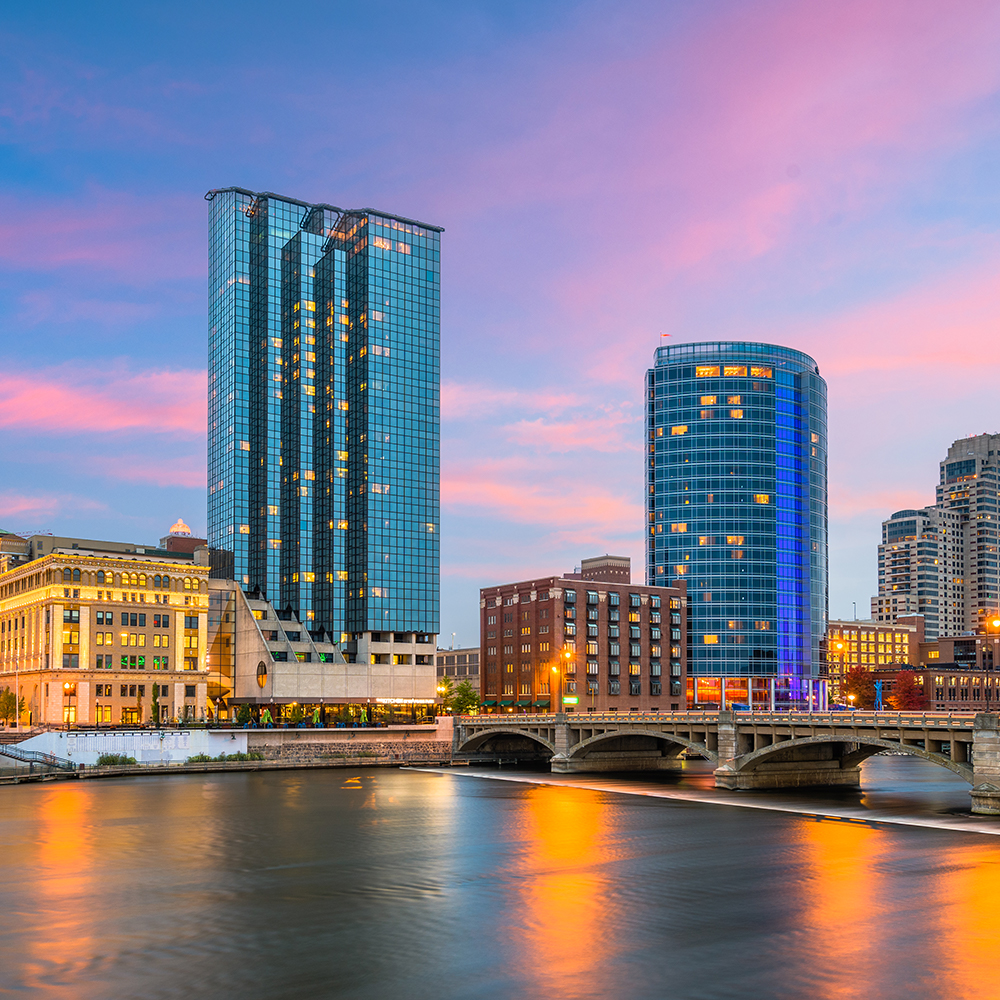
[0, 744, 77, 770]
[459, 710, 981, 728]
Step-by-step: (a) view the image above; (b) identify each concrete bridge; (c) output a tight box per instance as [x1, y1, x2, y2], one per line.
[454, 710, 1000, 815]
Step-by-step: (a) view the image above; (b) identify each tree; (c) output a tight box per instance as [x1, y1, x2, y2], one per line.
[436, 676, 455, 713]
[889, 670, 927, 710]
[452, 680, 480, 715]
[842, 667, 876, 709]
[236, 703, 252, 725]
[151, 684, 160, 727]
[0, 687, 24, 726]
[288, 703, 305, 725]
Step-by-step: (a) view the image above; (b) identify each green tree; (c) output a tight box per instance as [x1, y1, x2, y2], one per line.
[151, 684, 160, 727]
[452, 680, 481, 715]
[288, 703, 305, 725]
[0, 687, 25, 726]
[889, 670, 927, 710]
[842, 667, 876, 709]
[236, 703, 252, 725]
[436, 676, 455, 713]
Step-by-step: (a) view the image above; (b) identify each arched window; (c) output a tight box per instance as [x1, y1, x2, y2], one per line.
[154, 575, 161, 588]
[130, 573, 138, 587]
[162, 576, 170, 589]
[139, 574, 147, 587]
[63, 568, 72, 582]
[184, 578, 191, 591]
[97, 571, 106, 585]
[72, 569, 80, 583]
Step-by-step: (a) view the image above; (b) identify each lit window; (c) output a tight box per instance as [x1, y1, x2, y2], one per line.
[728, 621, 741, 629]
[302, 572, 315, 583]
[695, 366, 720, 377]
[703, 635, 719, 644]
[753, 494, 770, 504]
[749, 366, 772, 378]
[671, 523, 687, 533]
[731, 550, 744, 559]
[700, 395, 717, 405]
[727, 395, 741, 405]
[701, 409, 714, 419]
[675, 565, 687, 575]
[238, 524, 250, 534]
[698, 536, 713, 545]
[928, 650, 940, 659]
[671, 425, 688, 435]
[755, 621, 770, 630]
[730, 409, 743, 419]
[656, 427, 663, 437]
[337, 520, 348, 530]
[811, 432, 819, 443]
[726, 535, 744, 544]
[723, 365, 747, 376]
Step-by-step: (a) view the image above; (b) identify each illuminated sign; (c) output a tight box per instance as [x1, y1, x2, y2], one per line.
[562, 696, 579, 705]
[375, 698, 437, 705]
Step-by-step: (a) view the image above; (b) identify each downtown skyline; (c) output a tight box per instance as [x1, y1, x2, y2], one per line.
[2, 1, 1000, 647]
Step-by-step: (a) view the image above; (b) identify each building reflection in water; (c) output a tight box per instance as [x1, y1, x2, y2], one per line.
[514, 786, 612, 994]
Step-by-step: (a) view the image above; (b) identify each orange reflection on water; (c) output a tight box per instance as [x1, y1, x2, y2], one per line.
[797, 818, 886, 998]
[25, 785, 95, 986]
[934, 841, 1000, 997]
[514, 785, 611, 993]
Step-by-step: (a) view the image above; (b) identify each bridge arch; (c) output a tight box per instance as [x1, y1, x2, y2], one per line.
[733, 735, 973, 783]
[457, 728, 556, 756]
[568, 728, 718, 763]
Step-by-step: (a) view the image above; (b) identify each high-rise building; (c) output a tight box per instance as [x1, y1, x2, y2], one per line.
[871, 507, 963, 638]
[646, 342, 828, 708]
[206, 187, 441, 673]
[871, 433, 999, 636]
[937, 435, 1000, 628]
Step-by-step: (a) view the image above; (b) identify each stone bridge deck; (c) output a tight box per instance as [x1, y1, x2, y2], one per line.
[454, 710, 1000, 815]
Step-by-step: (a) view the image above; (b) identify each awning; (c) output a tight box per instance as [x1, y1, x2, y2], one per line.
[499, 700, 514, 706]
[533, 697, 551, 704]
[480, 699, 497, 706]
[515, 699, 532, 706]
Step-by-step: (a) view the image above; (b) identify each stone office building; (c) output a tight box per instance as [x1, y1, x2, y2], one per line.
[480, 557, 686, 714]
[435, 647, 480, 689]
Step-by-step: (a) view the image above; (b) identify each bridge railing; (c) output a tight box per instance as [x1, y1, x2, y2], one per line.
[459, 710, 980, 728]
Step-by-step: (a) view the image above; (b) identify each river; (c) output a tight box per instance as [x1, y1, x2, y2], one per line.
[1, 757, 998, 1000]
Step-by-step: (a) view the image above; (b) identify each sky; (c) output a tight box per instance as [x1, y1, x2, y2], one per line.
[1, 0, 999, 646]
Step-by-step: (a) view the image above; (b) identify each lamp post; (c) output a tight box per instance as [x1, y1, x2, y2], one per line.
[848, 693, 856, 713]
[551, 665, 560, 715]
[987, 617, 1000, 708]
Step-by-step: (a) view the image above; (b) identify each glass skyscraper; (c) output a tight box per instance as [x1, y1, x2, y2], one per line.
[206, 188, 441, 655]
[646, 342, 828, 708]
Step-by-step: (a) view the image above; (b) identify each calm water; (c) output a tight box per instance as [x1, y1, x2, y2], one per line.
[2, 758, 1000, 1000]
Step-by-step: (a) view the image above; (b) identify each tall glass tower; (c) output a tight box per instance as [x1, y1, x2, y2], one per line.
[646, 342, 827, 708]
[207, 188, 441, 654]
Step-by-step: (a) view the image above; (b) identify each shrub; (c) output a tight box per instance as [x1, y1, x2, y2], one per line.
[186, 753, 215, 763]
[96, 753, 137, 766]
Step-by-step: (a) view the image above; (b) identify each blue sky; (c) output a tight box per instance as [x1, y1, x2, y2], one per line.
[2, 0, 1000, 645]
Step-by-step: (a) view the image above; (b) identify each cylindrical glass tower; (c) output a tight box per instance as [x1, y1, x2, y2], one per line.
[646, 342, 828, 709]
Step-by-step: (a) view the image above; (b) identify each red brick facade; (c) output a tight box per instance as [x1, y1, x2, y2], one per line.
[480, 576, 687, 714]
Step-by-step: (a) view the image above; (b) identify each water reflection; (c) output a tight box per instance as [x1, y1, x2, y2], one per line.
[516, 786, 610, 994]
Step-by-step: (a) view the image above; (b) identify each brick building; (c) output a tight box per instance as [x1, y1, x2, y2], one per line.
[480, 557, 686, 714]
[826, 616, 922, 702]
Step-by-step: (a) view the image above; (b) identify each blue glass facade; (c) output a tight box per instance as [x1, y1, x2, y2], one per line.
[207, 189, 440, 640]
[646, 342, 827, 682]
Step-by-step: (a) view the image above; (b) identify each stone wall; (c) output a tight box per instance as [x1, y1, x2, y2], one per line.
[253, 739, 453, 763]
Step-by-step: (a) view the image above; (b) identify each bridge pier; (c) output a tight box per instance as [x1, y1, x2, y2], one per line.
[971, 713, 1000, 815]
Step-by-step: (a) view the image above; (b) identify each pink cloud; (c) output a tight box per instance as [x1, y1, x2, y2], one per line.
[0, 364, 206, 436]
[504, 415, 640, 454]
[94, 453, 205, 489]
[441, 381, 584, 420]
[0, 188, 204, 283]
[0, 490, 106, 525]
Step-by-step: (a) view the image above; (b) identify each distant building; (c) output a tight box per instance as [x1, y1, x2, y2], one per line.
[435, 647, 480, 691]
[159, 518, 208, 554]
[563, 555, 631, 584]
[871, 433, 1000, 637]
[826, 617, 921, 702]
[480, 564, 687, 713]
[646, 341, 828, 707]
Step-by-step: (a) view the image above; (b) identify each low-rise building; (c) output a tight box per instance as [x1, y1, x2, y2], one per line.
[435, 647, 480, 690]
[480, 557, 686, 714]
[826, 617, 922, 701]
[0, 546, 211, 726]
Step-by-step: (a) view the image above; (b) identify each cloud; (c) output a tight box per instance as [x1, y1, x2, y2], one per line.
[0, 490, 106, 526]
[0, 364, 206, 436]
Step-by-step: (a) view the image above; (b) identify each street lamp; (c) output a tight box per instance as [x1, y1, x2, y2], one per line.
[551, 665, 560, 714]
[848, 693, 856, 712]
